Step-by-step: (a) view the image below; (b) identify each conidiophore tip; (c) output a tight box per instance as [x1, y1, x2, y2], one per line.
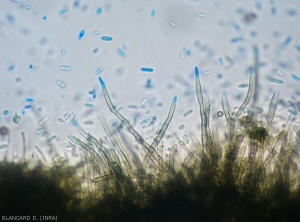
[249, 66, 254, 75]
[72, 119, 78, 127]
[173, 96, 177, 103]
[98, 76, 106, 89]
[195, 66, 199, 78]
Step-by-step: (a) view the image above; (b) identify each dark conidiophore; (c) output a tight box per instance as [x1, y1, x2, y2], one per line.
[67, 57, 300, 220]
[1, 58, 300, 221]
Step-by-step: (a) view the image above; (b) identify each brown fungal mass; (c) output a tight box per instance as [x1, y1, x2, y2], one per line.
[247, 126, 268, 143]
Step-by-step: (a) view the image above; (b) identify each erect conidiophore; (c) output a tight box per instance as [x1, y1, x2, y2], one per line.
[69, 54, 298, 203]
[68, 77, 178, 199]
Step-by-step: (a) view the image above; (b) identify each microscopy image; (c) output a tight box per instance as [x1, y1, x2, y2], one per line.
[1, 0, 300, 221]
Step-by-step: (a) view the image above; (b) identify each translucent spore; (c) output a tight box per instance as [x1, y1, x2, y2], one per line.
[101, 36, 113, 41]
[151, 9, 155, 18]
[269, 77, 284, 84]
[169, 21, 176, 27]
[96, 7, 102, 15]
[59, 9, 68, 15]
[197, 12, 206, 18]
[95, 67, 103, 74]
[38, 116, 49, 125]
[56, 80, 66, 88]
[116, 48, 126, 58]
[60, 65, 71, 71]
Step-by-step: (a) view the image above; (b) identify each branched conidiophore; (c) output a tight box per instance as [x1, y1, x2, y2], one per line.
[98, 77, 177, 172]
[222, 66, 255, 145]
[66, 60, 300, 221]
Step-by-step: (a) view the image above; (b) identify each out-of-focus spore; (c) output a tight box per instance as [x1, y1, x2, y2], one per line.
[291, 74, 300, 82]
[169, 21, 176, 27]
[180, 51, 185, 60]
[276, 70, 284, 76]
[96, 7, 102, 15]
[238, 84, 248, 89]
[219, 58, 223, 66]
[269, 77, 284, 84]
[95, 67, 103, 74]
[12, 113, 21, 124]
[151, 9, 155, 18]
[93, 30, 99, 36]
[59, 9, 68, 15]
[10, 0, 21, 3]
[25, 98, 34, 102]
[183, 109, 193, 117]
[179, 124, 185, 130]
[146, 79, 153, 89]
[141, 98, 147, 105]
[2, 110, 9, 116]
